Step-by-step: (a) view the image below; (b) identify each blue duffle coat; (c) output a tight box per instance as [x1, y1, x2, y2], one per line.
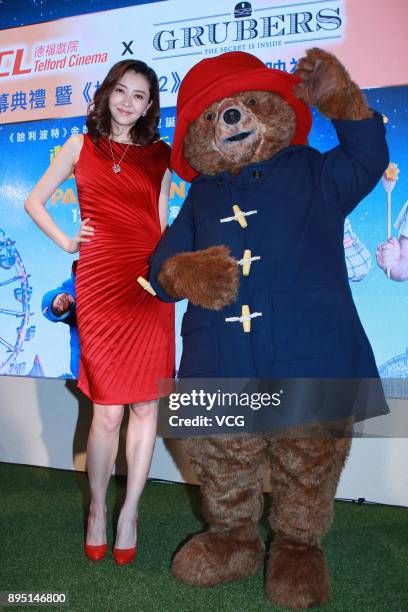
[149, 113, 388, 396]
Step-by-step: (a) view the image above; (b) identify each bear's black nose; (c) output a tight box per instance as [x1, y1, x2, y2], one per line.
[223, 108, 241, 125]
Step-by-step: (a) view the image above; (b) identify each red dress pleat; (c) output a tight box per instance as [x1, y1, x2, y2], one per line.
[74, 135, 175, 404]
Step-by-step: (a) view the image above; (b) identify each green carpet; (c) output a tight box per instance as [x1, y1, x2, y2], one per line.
[1, 463, 407, 612]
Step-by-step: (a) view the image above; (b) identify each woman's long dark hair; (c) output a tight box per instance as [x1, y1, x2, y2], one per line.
[87, 59, 160, 145]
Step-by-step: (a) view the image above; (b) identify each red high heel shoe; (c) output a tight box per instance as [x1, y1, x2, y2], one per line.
[84, 515, 108, 561]
[85, 542, 108, 561]
[113, 520, 138, 565]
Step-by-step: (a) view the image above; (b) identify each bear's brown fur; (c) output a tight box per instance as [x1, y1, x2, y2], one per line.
[160, 48, 373, 608]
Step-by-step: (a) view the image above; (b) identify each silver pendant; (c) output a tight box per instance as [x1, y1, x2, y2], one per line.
[112, 163, 121, 173]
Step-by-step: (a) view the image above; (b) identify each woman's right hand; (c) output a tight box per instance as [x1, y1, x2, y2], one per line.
[65, 218, 95, 253]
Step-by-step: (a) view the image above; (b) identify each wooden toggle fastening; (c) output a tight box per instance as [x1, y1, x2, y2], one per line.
[232, 204, 248, 228]
[137, 276, 156, 296]
[238, 250, 261, 276]
[241, 304, 251, 332]
[220, 206, 257, 226]
[225, 305, 263, 333]
[242, 249, 251, 276]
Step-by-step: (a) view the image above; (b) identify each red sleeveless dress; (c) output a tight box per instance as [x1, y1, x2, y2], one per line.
[74, 135, 175, 404]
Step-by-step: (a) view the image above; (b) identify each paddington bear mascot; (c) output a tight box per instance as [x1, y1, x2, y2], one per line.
[148, 49, 389, 608]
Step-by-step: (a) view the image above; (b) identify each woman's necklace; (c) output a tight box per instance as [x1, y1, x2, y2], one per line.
[108, 137, 130, 173]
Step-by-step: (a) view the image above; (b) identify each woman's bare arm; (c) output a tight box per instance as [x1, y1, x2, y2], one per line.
[24, 134, 94, 252]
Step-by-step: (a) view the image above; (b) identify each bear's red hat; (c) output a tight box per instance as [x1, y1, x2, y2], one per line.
[170, 51, 312, 182]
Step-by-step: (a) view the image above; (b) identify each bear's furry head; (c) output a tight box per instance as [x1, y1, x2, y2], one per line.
[184, 90, 297, 176]
[170, 51, 312, 181]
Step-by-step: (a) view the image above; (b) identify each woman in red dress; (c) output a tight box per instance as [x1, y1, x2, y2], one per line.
[25, 60, 175, 564]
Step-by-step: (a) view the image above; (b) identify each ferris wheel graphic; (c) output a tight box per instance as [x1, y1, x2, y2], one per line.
[0, 227, 36, 375]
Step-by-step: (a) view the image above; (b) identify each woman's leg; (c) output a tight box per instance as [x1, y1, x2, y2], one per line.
[86, 403, 124, 544]
[114, 400, 158, 549]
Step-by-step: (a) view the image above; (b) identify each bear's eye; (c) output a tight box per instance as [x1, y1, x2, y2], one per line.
[247, 98, 257, 106]
[204, 111, 216, 121]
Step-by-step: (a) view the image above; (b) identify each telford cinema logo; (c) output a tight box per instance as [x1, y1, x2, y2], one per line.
[0, 40, 108, 79]
[152, 2, 343, 55]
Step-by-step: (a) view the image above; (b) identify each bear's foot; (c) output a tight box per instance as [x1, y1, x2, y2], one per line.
[172, 530, 264, 587]
[265, 536, 331, 609]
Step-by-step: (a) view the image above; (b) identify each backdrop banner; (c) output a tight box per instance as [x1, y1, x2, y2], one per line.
[0, 0, 407, 395]
[1, 0, 407, 123]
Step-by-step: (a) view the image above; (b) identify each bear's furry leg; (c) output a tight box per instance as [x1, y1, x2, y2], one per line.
[172, 433, 267, 586]
[266, 432, 352, 609]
